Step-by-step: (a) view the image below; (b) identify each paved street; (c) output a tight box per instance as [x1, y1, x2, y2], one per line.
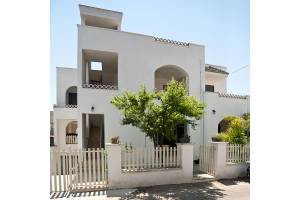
[51, 178, 249, 200]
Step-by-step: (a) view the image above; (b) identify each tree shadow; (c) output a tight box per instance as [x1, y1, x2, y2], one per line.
[218, 177, 250, 186]
[118, 182, 226, 200]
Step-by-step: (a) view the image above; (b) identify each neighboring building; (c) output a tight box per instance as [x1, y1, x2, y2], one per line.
[50, 111, 54, 146]
[52, 5, 249, 158]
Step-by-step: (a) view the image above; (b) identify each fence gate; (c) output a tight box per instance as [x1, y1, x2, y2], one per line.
[199, 144, 216, 176]
[50, 148, 107, 193]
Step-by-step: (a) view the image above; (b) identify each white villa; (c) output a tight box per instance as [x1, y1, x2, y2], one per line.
[52, 5, 249, 159]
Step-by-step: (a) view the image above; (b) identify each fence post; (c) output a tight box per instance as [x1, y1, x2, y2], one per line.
[106, 143, 122, 188]
[179, 143, 193, 180]
[212, 142, 227, 178]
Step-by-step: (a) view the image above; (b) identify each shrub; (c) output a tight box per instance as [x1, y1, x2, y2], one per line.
[218, 116, 238, 133]
[213, 117, 248, 144]
[212, 132, 228, 142]
[211, 133, 228, 142]
[226, 118, 248, 144]
[242, 112, 250, 120]
[243, 113, 250, 140]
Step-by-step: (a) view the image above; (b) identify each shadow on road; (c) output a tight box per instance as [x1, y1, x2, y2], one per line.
[118, 182, 226, 200]
[218, 177, 250, 186]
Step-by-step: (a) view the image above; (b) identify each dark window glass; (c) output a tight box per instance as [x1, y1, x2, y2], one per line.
[68, 93, 77, 105]
[50, 137, 54, 146]
[205, 85, 215, 92]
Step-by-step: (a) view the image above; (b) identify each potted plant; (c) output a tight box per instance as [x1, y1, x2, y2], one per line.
[110, 136, 120, 144]
[211, 133, 225, 142]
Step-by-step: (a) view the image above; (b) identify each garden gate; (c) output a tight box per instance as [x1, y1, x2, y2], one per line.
[50, 148, 107, 192]
[199, 144, 216, 176]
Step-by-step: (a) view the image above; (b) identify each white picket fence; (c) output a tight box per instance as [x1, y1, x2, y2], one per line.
[50, 148, 107, 192]
[226, 144, 250, 163]
[121, 146, 181, 171]
[199, 144, 216, 176]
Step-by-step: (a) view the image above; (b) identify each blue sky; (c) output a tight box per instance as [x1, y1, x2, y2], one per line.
[51, 0, 249, 109]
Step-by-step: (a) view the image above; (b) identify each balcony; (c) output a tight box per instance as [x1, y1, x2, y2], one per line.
[82, 49, 118, 90]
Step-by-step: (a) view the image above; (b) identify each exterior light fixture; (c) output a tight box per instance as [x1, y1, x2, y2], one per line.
[91, 106, 95, 112]
[212, 109, 216, 114]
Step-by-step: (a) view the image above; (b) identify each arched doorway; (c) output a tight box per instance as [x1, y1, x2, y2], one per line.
[154, 65, 189, 91]
[65, 86, 77, 105]
[66, 121, 78, 144]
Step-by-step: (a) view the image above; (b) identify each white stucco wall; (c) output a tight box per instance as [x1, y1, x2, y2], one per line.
[106, 144, 193, 188]
[214, 142, 249, 179]
[77, 25, 205, 153]
[56, 119, 78, 150]
[203, 92, 250, 143]
[52, 8, 249, 162]
[205, 72, 227, 93]
[56, 67, 77, 106]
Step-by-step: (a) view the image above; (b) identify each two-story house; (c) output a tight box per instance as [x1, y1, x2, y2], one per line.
[52, 5, 249, 159]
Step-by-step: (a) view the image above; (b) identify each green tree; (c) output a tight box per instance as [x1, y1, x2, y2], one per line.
[111, 80, 205, 147]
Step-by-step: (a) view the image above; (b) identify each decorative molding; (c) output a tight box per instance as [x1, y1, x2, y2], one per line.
[53, 104, 78, 108]
[82, 84, 118, 90]
[65, 104, 78, 108]
[153, 37, 190, 47]
[218, 93, 248, 99]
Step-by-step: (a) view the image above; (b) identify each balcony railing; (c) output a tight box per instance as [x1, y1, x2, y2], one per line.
[53, 104, 78, 108]
[82, 83, 118, 90]
[66, 134, 78, 144]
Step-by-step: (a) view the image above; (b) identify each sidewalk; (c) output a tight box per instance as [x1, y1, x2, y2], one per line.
[51, 178, 249, 200]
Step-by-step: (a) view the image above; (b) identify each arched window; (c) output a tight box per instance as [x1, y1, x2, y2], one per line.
[154, 65, 189, 91]
[66, 121, 78, 144]
[65, 86, 77, 105]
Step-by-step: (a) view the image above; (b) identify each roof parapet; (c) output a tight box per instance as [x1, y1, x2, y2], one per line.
[205, 64, 229, 75]
[79, 5, 123, 30]
[218, 92, 248, 99]
[153, 37, 190, 47]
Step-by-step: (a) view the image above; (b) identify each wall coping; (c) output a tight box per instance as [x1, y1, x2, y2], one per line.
[210, 142, 228, 144]
[105, 143, 121, 146]
[121, 167, 182, 174]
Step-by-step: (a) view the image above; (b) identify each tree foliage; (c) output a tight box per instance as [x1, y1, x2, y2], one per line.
[111, 80, 205, 146]
[215, 113, 250, 145]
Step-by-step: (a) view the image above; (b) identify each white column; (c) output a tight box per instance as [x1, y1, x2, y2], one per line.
[180, 144, 193, 180]
[78, 114, 84, 148]
[212, 142, 227, 178]
[106, 144, 122, 188]
[85, 62, 89, 84]
[53, 118, 58, 146]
